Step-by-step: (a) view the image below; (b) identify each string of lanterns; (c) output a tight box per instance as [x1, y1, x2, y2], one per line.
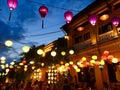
[88, 14, 120, 27]
[7, 0, 74, 26]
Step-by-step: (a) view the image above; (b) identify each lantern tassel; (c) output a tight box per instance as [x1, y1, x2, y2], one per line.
[42, 19, 44, 29]
[9, 11, 12, 21]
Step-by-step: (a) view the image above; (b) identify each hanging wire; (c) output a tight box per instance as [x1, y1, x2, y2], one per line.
[25, 30, 62, 37]
[10, 47, 20, 56]
[26, 0, 79, 12]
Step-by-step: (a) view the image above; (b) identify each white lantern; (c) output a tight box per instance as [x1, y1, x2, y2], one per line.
[5, 40, 13, 47]
[51, 51, 56, 57]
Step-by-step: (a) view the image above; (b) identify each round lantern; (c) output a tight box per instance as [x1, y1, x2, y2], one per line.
[111, 16, 120, 27]
[22, 45, 30, 53]
[7, 0, 18, 20]
[64, 11, 73, 23]
[69, 49, 74, 55]
[112, 58, 118, 63]
[88, 14, 97, 26]
[37, 49, 43, 55]
[39, 5, 48, 29]
[5, 40, 13, 47]
[107, 55, 114, 60]
[51, 51, 56, 57]
[103, 50, 109, 56]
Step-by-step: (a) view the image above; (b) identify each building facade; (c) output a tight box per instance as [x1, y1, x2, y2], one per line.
[62, 0, 120, 89]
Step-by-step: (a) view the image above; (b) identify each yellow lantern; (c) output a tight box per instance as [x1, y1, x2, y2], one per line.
[76, 68, 81, 72]
[29, 61, 34, 64]
[1, 60, 5, 64]
[19, 63, 23, 66]
[22, 45, 30, 53]
[69, 61, 73, 65]
[65, 63, 69, 67]
[100, 60, 105, 65]
[92, 55, 97, 60]
[24, 68, 27, 71]
[41, 63, 44, 67]
[6, 68, 10, 73]
[61, 51, 66, 56]
[64, 35, 69, 40]
[82, 57, 87, 61]
[90, 60, 95, 64]
[10, 61, 15, 65]
[32, 66, 35, 70]
[73, 65, 78, 69]
[37, 49, 43, 55]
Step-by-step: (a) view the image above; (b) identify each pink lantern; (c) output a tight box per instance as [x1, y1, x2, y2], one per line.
[111, 16, 120, 27]
[107, 55, 114, 60]
[101, 55, 107, 60]
[88, 14, 97, 26]
[7, 0, 18, 20]
[39, 5, 48, 29]
[103, 50, 109, 56]
[85, 62, 90, 66]
[64, 11, 73, 23]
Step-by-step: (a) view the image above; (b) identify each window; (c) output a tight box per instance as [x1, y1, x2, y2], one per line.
[75, 36, 83, 44]
[99, 23, 113, 35]
[114, 2, 120, 10]
[84, 32, 90, 41]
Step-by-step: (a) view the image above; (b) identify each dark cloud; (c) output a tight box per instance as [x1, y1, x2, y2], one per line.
[0, 20, 25, 42]
[16, 1, 39, 22]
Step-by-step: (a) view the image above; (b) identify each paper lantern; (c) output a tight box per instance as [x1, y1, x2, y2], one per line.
[103, 50, 109, 56]
[7, 0, 18, 20]
[111, 16, 120, 27]
[39, 5, 48, 29]
[112, 58, 118, 63]
[64, 11, 73, 23]
[88, 14, 97, 26]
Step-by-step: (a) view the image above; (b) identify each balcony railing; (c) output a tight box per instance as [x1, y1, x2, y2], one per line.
[73, 31, 116, 51]
[98, 31, 114, 43]
[73, 39, 92, 51]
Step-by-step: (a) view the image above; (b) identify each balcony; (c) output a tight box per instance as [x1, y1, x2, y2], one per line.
[73, 39, 92, 51]
[98, 31, 114, 43]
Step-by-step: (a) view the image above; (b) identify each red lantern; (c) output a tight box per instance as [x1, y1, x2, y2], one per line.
[64, 11, 73, 23]
[111, 16, 120, 27]
[7, 0, 18, 20]
[88, 14, 97, 26]
[39, 5, 48, 29]
[22, 60, 26, 64]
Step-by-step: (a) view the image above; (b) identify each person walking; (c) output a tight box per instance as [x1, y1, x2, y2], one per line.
[24, 81, 33, 90]
[62, 79, 71, 90]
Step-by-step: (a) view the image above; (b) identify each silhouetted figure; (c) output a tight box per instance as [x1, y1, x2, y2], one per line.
[24, 82, 33, 90]
[62, 79, 71, 90]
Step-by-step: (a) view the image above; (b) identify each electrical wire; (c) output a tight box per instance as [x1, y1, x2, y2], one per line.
[26, 0, 79, 12]
[25, 30, 62, 37]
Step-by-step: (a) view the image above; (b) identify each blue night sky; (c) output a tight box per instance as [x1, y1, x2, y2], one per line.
[0, 0, 95, 63]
